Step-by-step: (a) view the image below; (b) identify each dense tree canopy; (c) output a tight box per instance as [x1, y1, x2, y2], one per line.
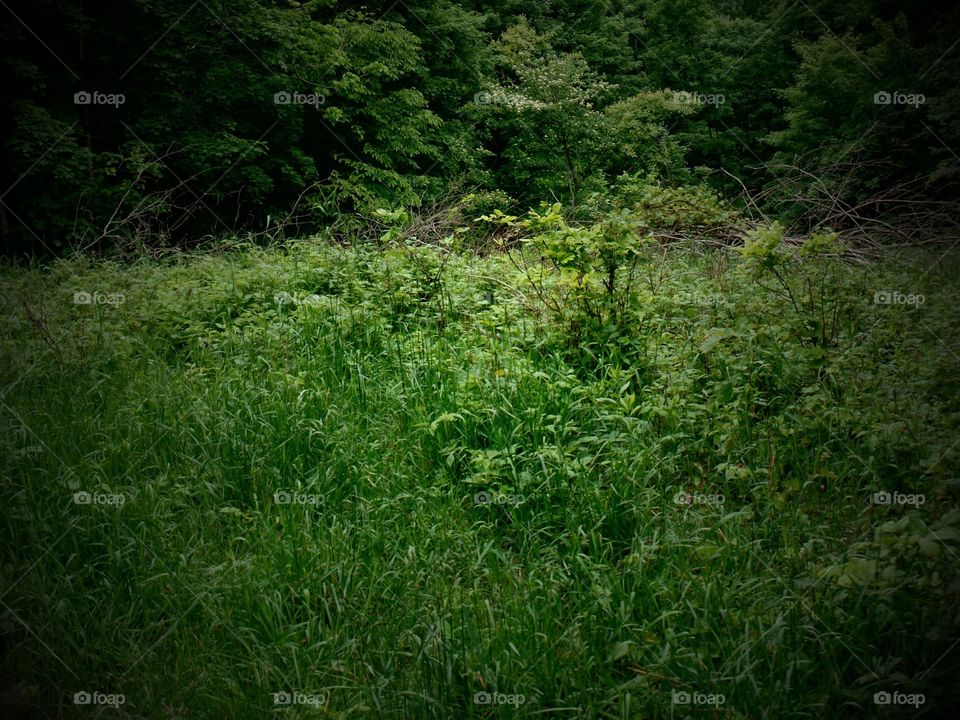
[1, 0, 957, 254]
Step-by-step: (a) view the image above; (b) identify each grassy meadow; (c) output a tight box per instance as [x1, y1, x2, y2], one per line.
[1, 233, 958, 718]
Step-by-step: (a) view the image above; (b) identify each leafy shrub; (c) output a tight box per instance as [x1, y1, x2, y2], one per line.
[737, 221, 856, 348]
[604, 173, 742, 234]
[480, 202, 656, 366]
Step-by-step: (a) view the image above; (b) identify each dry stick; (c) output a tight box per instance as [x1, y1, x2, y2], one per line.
[77, 145, 198, 253]
[758, 156, 960, 247]
[17, 295, 64, 369]
[718, 167, 770, 224]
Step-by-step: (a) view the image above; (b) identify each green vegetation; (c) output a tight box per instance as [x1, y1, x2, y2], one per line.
[2, 0, 957, 253]
[2, 217, 958, 716]
[2, 0, 959, 717]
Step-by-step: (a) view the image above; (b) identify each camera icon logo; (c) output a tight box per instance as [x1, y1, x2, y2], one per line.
[74, 491, 91, 504]
[273, 91, 292, 104]
[872, 491, 891, 505]
[273, 691, 292, 705]
[473, 691, 492, 705]
[474, 491, 491, 505]
[873, 290, 892, 304]
[674, 491, 692, 505]
[874, 91, 892, 105]
[672, 690, 691, 704]
[73, 691, 92, 704]
[74, 291, 93, 305]
[74, 91, 92, 105]
[473, 91, 492, 105]
[274, 491, 292, 505]
[874, 691, 891, 705]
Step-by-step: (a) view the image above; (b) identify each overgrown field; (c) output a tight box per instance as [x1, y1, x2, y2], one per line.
[1, 233, 958, 718]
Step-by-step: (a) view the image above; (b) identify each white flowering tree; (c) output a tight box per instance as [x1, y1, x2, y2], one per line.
[477, 19, 616, 210]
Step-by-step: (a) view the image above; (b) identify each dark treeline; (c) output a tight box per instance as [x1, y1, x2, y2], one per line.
[1, 0, 958, 254]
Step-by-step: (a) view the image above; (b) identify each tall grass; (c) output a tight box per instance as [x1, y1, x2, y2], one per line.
[1, 239, 958, 718]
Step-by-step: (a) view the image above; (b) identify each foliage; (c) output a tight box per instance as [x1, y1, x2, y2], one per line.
[2, 2, 959, 716]
[599, 173, 742, 232]
[3, 1, 958, 253]
[2, 232, 958, 717]
[738, 221, 854, 347]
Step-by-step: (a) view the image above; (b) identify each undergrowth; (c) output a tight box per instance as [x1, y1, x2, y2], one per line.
[1, 228, 958, 718]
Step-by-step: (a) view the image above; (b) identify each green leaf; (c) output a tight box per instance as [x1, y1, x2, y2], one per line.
[607, 641, 633, 662]
[700, 328, 737, 353]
